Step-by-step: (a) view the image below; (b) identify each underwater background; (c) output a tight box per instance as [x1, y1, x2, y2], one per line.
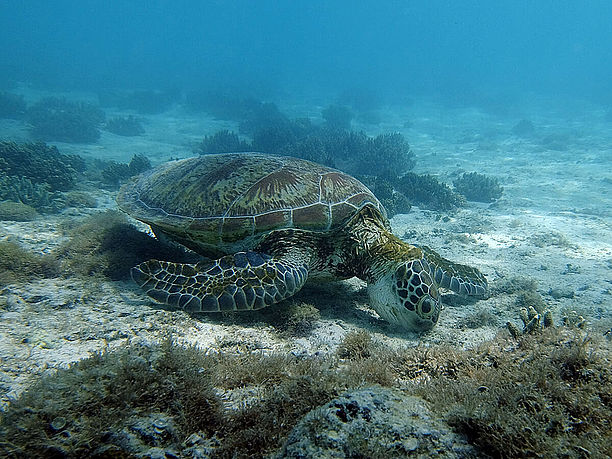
[0, 1, 611, 457]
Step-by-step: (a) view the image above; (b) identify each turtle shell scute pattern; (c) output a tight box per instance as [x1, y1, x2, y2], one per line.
[117, 153, 385, 251]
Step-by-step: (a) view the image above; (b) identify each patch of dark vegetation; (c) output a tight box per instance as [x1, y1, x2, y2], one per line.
[426, 329, 611, 458]
[60, 190, 98, 209]
[322, 104, 352, 130]
[351, 132, 415, 178]
[0, 141, 84, 192]
[88, 154, 152, 188]
[0, 241, 59, 286]
[0, 92, 27, 119]
[0, 141, 86, 212]
[238, 101, 290, 136]
[491, 276, 539, 295]
[516, 290, 547, 314]
[1, 327, 608, 458]
[197, 130, 251, 154]
[26, 97, 105, 143]
[337, 329, 374, 360]
[104, 115, 145, 136]
[453, 172, 503, 203]
[457, 308, 498, 329]
[0, 176, 54, 211]
[264, 301, 322, 337]
[0, 200, 38, 221]
[357, 175, 411, 217]
[396, 172, 466, 211]
[55, 210, 195, 280]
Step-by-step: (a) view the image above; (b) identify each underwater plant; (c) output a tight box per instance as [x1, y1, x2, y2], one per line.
[0, 91, 27, 119]
[1, 327, 608, 457]
[453, 172, 503, 203]
[396, 172, 465, 211]
[238, 101, 290, 136]
[26, 97, 105, 143]
[355, 132, 415, 178]
[0, 140, 83, 192]
[357, 174, 411, 217]
[0, 200, 38, 221]
[104, 115, 145, 136]
[321, 104, 352, 130]
[0, 175, 52, 210]
[97, 154, 152, 187]
[197, 130, 251, 154]
[0, 241, 59, 286]
[278, 134, 333, 166]
[55, 210, 197, 280]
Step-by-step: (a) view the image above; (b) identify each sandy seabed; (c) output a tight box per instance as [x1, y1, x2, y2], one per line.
[1, 92, 611, 406]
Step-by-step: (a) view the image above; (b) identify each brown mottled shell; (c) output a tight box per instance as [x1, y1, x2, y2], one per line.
[117, 153, 385, 254]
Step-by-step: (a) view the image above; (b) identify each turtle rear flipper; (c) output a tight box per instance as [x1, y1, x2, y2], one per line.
[131, 251, 309, 311]
[420, 246, 487, 296]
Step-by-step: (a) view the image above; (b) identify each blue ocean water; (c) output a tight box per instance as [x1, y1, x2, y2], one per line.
[1, 0, 611, 102]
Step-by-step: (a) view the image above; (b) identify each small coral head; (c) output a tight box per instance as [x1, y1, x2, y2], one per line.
[368, 259, 441, 331]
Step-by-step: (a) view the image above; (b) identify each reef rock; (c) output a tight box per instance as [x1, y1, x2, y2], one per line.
[276, 386, 474, 458]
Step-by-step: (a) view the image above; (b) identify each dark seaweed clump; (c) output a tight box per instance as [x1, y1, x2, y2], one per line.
[202, 124, 415, 181]
[0, 328, 609, 458]
[0, 241, 59, 286]
[193, 96, 482, 212]
[0, 201, 38, 221]
[0, 210, 190, 284]
[55, 210, 196, 280]
[0, 141, 85, 211]
[0, 92, 27, 119]
[0, 141, 84, 192]
[453, 172, 503, 202]
[322, 104, 352, 130]
[26, 97, 105, 143]
[197, 130, 251, 154]
[104, 115, 145, 136]
[91, 154, 152, 188]
[357, 174, 411, 217]
[396, 172, 466, 211]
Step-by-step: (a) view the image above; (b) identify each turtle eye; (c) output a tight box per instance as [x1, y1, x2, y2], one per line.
[416, 296, 440, 323]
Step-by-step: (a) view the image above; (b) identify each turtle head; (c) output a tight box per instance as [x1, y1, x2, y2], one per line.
[367, 258, 441, 331]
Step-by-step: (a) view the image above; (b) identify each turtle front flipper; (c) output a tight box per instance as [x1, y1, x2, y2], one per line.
[420, 246, 487, 296]
[131, 251, 309, 311]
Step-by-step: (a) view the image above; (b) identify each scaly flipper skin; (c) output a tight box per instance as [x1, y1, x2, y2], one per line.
[420, 246, 487, 296]
[131, 251, 309, 312]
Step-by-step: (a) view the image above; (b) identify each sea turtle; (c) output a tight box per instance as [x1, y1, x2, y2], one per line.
[117, 153, 487, 331]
